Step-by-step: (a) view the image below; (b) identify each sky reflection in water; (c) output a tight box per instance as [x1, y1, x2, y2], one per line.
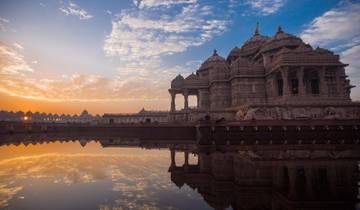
[0, 141, 207, 210]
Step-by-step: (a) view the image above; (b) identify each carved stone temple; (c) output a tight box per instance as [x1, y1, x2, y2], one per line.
[169, 24, 360, 121]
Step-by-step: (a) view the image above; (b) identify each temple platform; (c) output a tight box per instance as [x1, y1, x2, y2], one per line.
[0, 120, 359, 146]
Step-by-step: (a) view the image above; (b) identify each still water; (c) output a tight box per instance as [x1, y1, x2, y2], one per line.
[0, 138, 358, 210]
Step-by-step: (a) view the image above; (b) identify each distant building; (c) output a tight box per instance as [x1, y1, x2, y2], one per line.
[0, 109, 101, 123]
[103, 108, 169, 124]
[169, 24, 360, 121]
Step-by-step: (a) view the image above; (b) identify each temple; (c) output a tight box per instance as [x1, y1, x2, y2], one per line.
[169, 23, 360, 121]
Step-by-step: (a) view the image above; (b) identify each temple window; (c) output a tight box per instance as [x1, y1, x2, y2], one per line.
[276, 72, 283, 96]
[277, 79, 283, 96]
[326, 69, 337, 96]
[306, 70, 320, 95]
[291, 79, 299, 95]
[311, 79, 320, 94]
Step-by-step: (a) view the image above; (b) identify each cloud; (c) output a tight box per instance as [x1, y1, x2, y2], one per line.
[1, 2, 233, 103]
[133, 0, 197, 9]
[103, 0, 230, 87]
[0, 17, 9, 23]
[300, 1, 360, 100]
[342, 45, 360, 77]
[0, 42, 33, 75]
[101, 1, 233, 104]
[0, 17, 10, 32]
[13, 42, 24, 50]
[0, 73, 169, 102]
[243, 0, 286, 16]
[300, 1, 360, 49]
[341, 45, 360, 99]
[0, 41, 177, 102]
[59, 1, 93, 20]
[104, 3, 229, 61]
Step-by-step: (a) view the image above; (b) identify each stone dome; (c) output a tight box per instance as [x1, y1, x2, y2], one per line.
[240, 23, 269, 56]
[205, 49, 227, 62]
[171, 74, 184, 88]
[260, 26, 304, 53]
[199, 49, 229, 81]
[242, 34, 268, 50]
[198, 49, 228, 71]
[228, 47, 241, 57]
[226, 46, 241, 63]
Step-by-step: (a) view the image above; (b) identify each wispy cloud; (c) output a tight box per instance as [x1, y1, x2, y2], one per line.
[243, 0, 286, 16]
[104, 3, 229, 61]
[1, 1, 233, 103]
[0, 17, 10, 32]
[12, 42, 24, 50]
[300, 1, 360, 100]
[59, 1, 93, 20]
[300, 1, 360, 49]
[133, 0, 197, 9]
[0, 42, 171, 102]
[0, 42, 33, 75]
[341, 45, 360, 99]
[102, 1, 233, 104]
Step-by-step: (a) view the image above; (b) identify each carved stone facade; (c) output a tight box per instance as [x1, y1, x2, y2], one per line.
[168, 24, 360, 121]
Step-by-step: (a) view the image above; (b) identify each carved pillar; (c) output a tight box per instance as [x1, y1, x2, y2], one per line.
[183, 89, 189, 110]
[335, 68, 342, 97]
[298, 67, 305, 96]
[282, 68, 290, 97]
[328, 166, 336, 196]
[319, 66, 328, 97]
[184, 151, 189, 172]
[197, 93, 200, 109]
[288, 166, 297, 199]
[170, 91, 176, 112]
[272, 75, 277, 98]
[184, 151, 189, 166]
[170, 149, 176, 168]
[305, 167, 314, 199]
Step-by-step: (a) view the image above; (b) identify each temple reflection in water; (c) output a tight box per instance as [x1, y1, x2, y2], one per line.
[169, 146, 358, 210]
[0, 136, 358, 210]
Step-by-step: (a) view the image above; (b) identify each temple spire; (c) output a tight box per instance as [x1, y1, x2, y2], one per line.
[213, 49, 218, 56]
[254, 22, 259, 35]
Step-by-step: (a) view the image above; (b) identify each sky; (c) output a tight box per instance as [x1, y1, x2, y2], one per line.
[0, 0, 359, 114]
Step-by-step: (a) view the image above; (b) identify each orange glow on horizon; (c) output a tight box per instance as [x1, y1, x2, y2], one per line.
[0, 91, 170, 115]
